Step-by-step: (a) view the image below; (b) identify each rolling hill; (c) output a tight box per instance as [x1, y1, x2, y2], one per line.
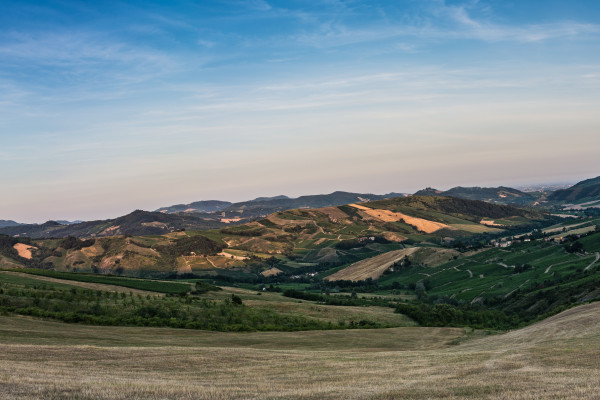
[548, 175, 600, 204]
[0, 210, 227, 239]
[155, 200, 232, 214]
[414, 185, 537, 205]
[0, 220, 22, 228]
[157, 191, 409, 219]
[0, 196, 552, 277]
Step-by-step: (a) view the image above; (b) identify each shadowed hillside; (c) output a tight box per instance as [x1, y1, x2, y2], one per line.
[156, 200, 232, 214]
[0, 196, 552, 279]
[548, 176, 600, 203]
[414, 186, 537, 205]
[157, 191, 409, 219]
[0, 210, 228, 239]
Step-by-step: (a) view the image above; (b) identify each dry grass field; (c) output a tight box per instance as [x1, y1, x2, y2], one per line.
[12, 243, 36, 259]
[450, 224, 503, 233]
[325, 248, 419, 281]
[1, 302, 600, 399]
[349, 204, 450, 233]
[325, 247, 461, 281]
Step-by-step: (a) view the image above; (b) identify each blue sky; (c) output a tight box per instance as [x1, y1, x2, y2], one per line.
[1, 0, 599, 222]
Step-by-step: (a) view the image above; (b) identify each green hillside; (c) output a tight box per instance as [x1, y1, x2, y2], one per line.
[548, 176, 600, 203]
[1, 196, 551, 280]
[366, 195, 543, 221]
[1, 199, 599, 336]
[325, 225, 600, 328]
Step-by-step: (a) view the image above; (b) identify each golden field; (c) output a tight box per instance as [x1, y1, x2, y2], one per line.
[1, 301, 600, 399]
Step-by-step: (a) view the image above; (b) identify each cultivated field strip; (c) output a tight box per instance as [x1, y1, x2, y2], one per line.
[325, 248, 418, 281]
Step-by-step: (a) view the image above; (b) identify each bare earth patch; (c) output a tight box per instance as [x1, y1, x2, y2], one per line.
[100, 225, 121, 235]
[349, 204, 451, 233]
[451, 224, 502, 233]
[382, 232, 408, 242]
[80, 243, 105, 258]
[261, 267, 283, 277]
[141, 221, 168, 228]
[480, 219, 503, 227]
[13, 244, 37, 259]
[218, 251, 248, 261]
[221, 218, 242, 223]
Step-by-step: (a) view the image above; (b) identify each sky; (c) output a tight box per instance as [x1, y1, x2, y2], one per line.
[1, 0, 599, 223]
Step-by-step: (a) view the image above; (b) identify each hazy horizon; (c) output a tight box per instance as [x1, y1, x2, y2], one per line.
[1, 176, 582, 224]
[2, 1, 599, 223]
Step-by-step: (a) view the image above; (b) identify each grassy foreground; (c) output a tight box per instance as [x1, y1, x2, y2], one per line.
[1, 302, 600, 399]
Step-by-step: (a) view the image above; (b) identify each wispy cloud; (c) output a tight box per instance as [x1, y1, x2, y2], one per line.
[1, 1, 599, 221]
[0, 31, 165, 66]
[0, 30, 180, 97]
[282, 0, 599, 50]
[427, 0, 599, 42]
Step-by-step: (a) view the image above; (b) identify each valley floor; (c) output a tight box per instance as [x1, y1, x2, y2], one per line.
[1, 302, 600, 399]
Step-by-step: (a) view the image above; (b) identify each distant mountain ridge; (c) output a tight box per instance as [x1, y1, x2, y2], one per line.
[413, 186, 536, 205]
[156, 200, 232, 214]
[1, 191, 410, 239]
[1, 195, 549, 274]
[0, 210, 227, 238]
[10, 176, 595, 240]
[547, 176, 600, 203]
[220, 191, 409, 218]
[0, 220, 22, 228]
[251, 195, 290, 202]
[56, 220, 83, 225]
[157, 191, 410, 219]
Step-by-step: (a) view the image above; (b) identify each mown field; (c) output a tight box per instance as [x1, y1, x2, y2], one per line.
[1, 302, 599, 399]
[0, 203, 598, 398]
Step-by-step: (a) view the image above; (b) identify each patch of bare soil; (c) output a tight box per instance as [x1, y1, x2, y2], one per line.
[349, 204, 451, 233]
[13, 244, 37, 259]
[382, 232, 407, 242]
[218, 252, 248, 261]
[221, 218, 242, 223]
[261, 267, 283, 277]
[100, 225, 121, 235]
[141, 222, 168, 228]
[480, 219, 503, 227]
[80, 243, 105, 258]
